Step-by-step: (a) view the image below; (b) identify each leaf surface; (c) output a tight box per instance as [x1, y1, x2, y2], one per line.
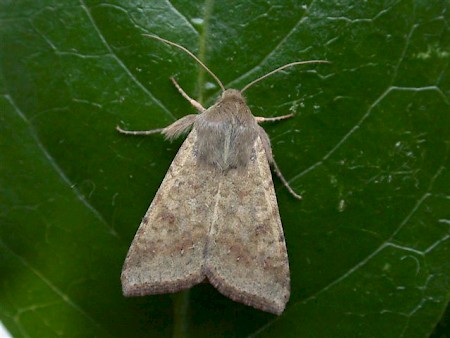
[1, 1, 449, 337]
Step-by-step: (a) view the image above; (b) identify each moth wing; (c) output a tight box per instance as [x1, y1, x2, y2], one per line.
[204, 137, 290, 315]
[121, 130, 217, 295]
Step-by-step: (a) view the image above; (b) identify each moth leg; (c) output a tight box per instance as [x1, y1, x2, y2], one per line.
[258, 126, 302, 200]
[116, 126, 164, 136]
[171, 77, 206, 113]
[117, 114, 197, 141]
[271, 159, 302, 200]
[255, 113, 294, 123]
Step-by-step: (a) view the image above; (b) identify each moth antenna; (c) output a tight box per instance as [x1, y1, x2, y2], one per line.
[143, 34, 226, 92]
[241, 60, 330, 93]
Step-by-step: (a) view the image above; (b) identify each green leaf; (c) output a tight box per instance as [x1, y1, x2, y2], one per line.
[1, 1, 449, 337]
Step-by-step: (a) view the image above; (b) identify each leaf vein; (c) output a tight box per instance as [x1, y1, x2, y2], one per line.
[78, 0, 176, 121]
[224, 0, 317, 90]
[4, 94, 119, 239]
[165, 0, 198, 35]
[0, 239, 111, 336]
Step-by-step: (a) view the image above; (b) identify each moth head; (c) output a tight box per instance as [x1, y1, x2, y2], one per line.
[220, 89, 246, 103]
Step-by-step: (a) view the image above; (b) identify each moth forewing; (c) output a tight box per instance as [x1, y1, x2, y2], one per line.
[203, 136, 290, 315]
[121, 131, 213, 295]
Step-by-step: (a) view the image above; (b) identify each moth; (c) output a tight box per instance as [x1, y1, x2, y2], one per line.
[119, 35, 328, 315]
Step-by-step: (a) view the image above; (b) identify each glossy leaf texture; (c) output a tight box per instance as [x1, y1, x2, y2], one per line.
[1, 1, 449, 337]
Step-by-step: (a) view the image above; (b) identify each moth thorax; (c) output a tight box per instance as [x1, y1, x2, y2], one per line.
[195, 125, 258, 172]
